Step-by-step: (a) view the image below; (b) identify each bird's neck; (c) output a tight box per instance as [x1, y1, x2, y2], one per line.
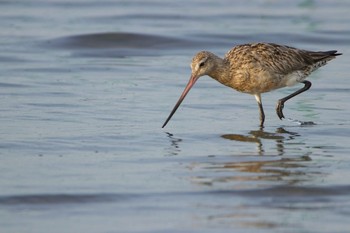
[207, 57, 231, 86]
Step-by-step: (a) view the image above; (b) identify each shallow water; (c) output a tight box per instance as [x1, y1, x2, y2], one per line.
[1, 0, 350, 232]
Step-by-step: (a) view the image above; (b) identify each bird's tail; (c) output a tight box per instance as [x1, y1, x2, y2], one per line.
[309, 50, 342, 62]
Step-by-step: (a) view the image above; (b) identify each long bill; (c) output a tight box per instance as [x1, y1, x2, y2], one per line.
[162, 75, 198, 128]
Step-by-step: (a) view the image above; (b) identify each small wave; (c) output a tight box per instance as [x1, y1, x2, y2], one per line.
[209, 185, 350, 198]
[43, 32, 199, 57]
[48, 32, 189, 49]
[286, 118, 316, 126]
[0, 193, 133, 205]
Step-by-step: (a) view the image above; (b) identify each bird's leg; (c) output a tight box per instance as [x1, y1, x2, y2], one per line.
[276, 81, 312, 120]
[255, 94, 265, 127]
[258, 101, 265, 128]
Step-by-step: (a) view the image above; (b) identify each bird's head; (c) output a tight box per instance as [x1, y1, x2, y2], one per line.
[162, 51, 216, 128]
[190, 51, 216, 79]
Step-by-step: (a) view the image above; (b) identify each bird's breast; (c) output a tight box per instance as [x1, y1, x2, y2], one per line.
[225, 69, 286, 94]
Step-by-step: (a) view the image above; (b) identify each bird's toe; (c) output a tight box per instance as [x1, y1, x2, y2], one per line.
[276, 100, 285, 120]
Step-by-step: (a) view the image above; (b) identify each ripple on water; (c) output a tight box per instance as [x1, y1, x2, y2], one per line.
[44, 32, 199, 57]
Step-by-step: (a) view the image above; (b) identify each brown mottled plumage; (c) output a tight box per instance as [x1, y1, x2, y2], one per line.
[162, 43, 341, 128]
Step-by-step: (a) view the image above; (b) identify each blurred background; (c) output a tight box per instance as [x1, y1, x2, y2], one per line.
[1, 0, 350, 232]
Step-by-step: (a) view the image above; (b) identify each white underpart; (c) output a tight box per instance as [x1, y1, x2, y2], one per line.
[285, 71, 305, 87]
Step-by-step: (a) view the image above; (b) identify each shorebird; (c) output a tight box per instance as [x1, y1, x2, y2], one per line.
[162, 43, 341, 128]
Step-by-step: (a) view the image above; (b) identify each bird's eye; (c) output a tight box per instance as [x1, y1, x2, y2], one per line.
[199, 61, 205, 67]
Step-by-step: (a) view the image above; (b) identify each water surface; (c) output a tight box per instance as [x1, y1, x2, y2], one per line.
[1, 0, 350, 233]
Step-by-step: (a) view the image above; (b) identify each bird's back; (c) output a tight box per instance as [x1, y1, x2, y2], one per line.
[223, 43, 341, 93]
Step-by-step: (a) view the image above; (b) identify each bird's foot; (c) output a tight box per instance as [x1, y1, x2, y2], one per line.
[276, 100, 285, 120]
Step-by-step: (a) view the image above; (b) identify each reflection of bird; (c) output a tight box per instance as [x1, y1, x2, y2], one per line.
[162, 43, 341, 128]
[221, 127, 299, 156]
